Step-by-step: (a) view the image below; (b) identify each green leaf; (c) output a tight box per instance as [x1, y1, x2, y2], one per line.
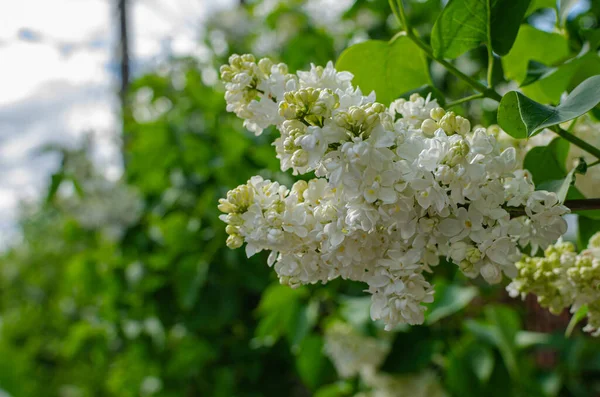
[498, 75, 600, 138]
[253, 284, 307, 347]
[486, 306, 521, 378]
[515, 331, 565, 349]
[469, 344, 495, 383]
[290, 299, 319, 349]
[381, 327, 442, 374]
[566, 305, 589, 337]
[336, 36, 431, 105]
[521, 50, 600, 104]
[174, 258, 209, 310]
[431, 0, 531, 59]
[523, 138, 570, 185]
[296, 335, 329, 390]
[537, 168, 576, 203]
[445, 338, 493, 396]
[46, 172, 64, 204]
[526, 0, 558, 16]
[521, 60, 557, 87]
[502, 25, 570, 84]
[490, 0, 533, 55]
[537, 158, 586, 203]
[314, 382, 353, 397]
[425, 282, 478, 324]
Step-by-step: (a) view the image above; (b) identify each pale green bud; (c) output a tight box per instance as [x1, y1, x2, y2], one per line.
[590, 232, 600, 248]
[227, 185, 254, 212]
[456, 116, 471, 135]
[466, 246, 482, 264]
[430, 107, 446, 121]
[226, 213, 244, 226]
[291, 149, 309, 167]
[421, 119, 439, 137]
[258, 57, 273, 74]
[291, 180, 308, 198]
[226, 234, 244, 249]
[225, 225, 238, 235]
[218, 198, 237, 214]
[459, 260, 477, 278]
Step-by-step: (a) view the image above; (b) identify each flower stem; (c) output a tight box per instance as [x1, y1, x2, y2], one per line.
[393, 0, 502, 103]
[485, 1, 494, 89]
[565, 198, 600, 211]
[507, 199, 600, 217]
[446, 93, 485, 108]
[551, 125, 600, 161]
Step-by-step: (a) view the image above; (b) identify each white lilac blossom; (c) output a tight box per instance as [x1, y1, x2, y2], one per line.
[356, 369, 447, 397]
[219, 54, 569, 330]
[323, 322, 391, 378]
[492, 115, 600, 198]
[507, 232, 600, 336]
[323, 321, 446, 397]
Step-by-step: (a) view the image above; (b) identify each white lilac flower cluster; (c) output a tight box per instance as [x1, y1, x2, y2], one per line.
[218, 54, 569, 330]
[507, 232, 600, 336]
[56, 146, 143, 238]
[323, 322, 446, 397]
[323, 321, 391, 378]
[492, 115, 600, 198]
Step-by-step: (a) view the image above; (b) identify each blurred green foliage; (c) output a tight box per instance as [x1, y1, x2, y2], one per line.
[1, 1, 600, 396]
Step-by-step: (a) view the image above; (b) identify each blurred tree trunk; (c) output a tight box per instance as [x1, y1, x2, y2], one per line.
[117, 0, 130, 167]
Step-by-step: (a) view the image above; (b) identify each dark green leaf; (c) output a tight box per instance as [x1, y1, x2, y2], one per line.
[521, 49, 600, 104]
[290, 299, 319, 349]
[336, 36, 431, 105]
[502, 25, 569, 84]
[521, 60, 557, 87]
[484, 306, 521, 379]
[515, 331, 565, 349]
[523, 138, 570, 185]
[537, 167, 576, 204]
[425, 282, 478, 324]
[498, 75, 600, 138]
[296, 335, 329, 390]
[469, 344, 495, 383]
[431, 0, 531, 59]
[174, 258, 209, 311]
[314, 382, 353, 397]
[46, 172, 64, 204]
[381, 327, 441, 374]
[490, 0, 533, 55]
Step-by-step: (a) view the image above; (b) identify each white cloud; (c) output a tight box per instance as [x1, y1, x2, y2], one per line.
[0, 0, 236, 247]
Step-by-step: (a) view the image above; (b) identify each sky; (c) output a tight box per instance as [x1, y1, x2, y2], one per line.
[0, 0, 235, 246]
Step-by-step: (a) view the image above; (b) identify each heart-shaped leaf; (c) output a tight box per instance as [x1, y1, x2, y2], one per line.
[502, 25, 570, 84]
[498, 75, 600, 138]
[336, 36, 431, 105]
[431, 0, 531, 59]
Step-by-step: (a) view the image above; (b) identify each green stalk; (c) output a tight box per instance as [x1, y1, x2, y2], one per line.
[551, 125, 600, 161]
[446, 93, 485, 108]
[393, 0, 502, 102]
